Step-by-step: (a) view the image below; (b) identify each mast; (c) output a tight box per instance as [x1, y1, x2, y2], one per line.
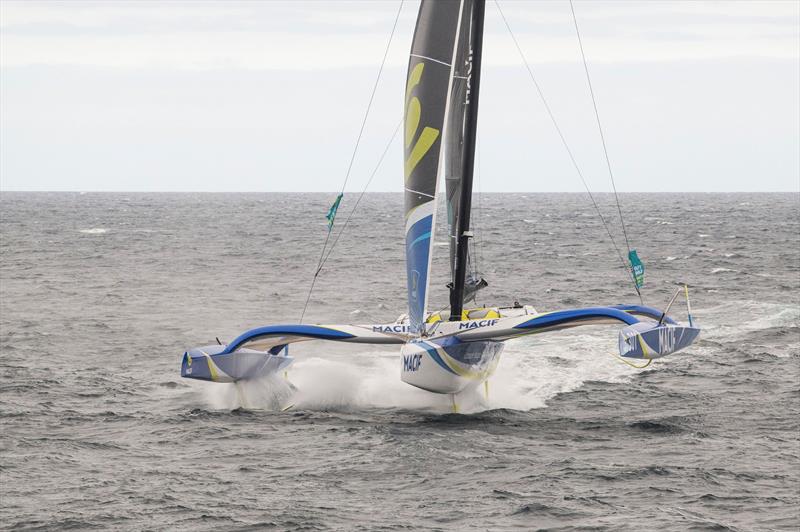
[449, 0, 485, 321]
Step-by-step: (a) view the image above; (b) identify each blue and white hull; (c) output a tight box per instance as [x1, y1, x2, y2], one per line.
[401, 337, 504, 394]
[181, 345, 294, 383]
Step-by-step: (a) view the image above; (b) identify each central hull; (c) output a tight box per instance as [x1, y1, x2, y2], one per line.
[400, 337, 504, 394]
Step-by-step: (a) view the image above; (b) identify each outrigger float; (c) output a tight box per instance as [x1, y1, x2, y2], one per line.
[181, 0, 699, 405]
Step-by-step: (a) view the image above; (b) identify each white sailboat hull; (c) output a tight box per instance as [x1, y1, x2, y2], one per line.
[400, 338, 504, 394]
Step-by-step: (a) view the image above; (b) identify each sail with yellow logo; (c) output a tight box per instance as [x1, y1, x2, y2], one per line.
[403, 1, 466, 333]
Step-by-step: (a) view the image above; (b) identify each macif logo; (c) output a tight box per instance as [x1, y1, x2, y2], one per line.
[403, 353, 422, 372]
[458, 319, 498, 330]
[373, 324, 409, 333]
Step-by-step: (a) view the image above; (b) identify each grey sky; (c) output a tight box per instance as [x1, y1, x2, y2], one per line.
[1, 0, 798, 192]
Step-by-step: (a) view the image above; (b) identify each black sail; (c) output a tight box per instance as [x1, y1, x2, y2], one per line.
[448, 0, 486, 320]
[445, 0, 473, 281]
[444, 0, 487, 308]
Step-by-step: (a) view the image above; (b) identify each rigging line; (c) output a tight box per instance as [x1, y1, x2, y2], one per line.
[300, 121, 401, 324]
[338, 0, 404, 197]
[568, 0, 641, 302]
[320, 119, 402, 269]
[300, 120, 401, 324]
[299, 121, 400, 324]
[299, 0, 403, 324]
[493, 0, 630, 280]
[302, 207, 337, 323]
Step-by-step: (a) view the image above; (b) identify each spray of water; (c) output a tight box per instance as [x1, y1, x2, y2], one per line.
[203, 374, 295, 411]
[201, 329, 645, 413]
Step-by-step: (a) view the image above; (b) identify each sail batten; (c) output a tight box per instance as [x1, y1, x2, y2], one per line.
[409, 54, 452, 67]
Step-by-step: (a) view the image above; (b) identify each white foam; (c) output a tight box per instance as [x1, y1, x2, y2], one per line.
[746, 305, 800, 331]
[79, 228, 107, 234]
[697, 300, 800, 344]
[487, 333, 639, 412]
[203, 331, 642, 414]
[203, 375, 294, 410]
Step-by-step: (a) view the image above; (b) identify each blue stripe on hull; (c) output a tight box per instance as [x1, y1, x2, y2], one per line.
[515, 307, 639, 331]
[417, 340, 459, 375]
[222, 325, 355, 354]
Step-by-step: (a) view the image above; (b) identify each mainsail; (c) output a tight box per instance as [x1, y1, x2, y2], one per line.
[404, 0, 465, 333]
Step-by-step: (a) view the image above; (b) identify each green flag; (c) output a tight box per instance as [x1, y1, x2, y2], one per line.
[628, 249, 645, 288]
[326, 193, 343, 231]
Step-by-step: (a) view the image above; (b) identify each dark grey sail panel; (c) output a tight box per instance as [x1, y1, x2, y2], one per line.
[445, 0, 474, 282]
[409, 0, 463, 63]
[404, 0, 461, 214]
[448, 0, 487, 319]
[443, 0, 487, 307]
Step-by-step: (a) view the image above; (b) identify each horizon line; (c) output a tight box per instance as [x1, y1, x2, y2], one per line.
[1, 189, 798, 194]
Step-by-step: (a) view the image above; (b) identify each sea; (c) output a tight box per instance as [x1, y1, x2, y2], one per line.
[1, 192, 798, 531]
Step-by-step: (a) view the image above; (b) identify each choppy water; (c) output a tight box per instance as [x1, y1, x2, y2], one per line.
[1, 192, 798, 531]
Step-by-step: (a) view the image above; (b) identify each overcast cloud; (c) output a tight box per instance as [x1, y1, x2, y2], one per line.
[1, 0, 798, 192]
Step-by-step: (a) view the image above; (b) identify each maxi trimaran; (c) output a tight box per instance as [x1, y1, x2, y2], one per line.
[181, 1, 700, 406]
